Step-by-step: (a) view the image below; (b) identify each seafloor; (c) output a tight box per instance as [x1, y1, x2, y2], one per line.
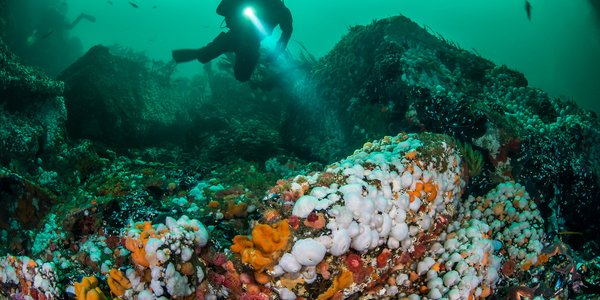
[1, 12, 600, 300]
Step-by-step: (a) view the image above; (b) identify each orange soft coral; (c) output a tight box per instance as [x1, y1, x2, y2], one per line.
[252, 220, 290, 254]
[107, 269, 131, 297]
[407, 180, 423, 203]
[317, 269, 353, 300]
[231, 219, 291, 272]
[126, 238, 149, 267]
[74, 276, 108, 300]
[124, 221, 169, 268]
[422, 180, 438, 202]
[407, 178, 438, 203]
[224, 200, 248, 219]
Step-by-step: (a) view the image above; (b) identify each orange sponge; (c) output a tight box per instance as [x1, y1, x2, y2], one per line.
[252, 220, 290, 254]
[231, 219, 290, 272]
[125, 237, 149, 267]
[74, 276, 108, 300]
[124, 221, 169, 268]
[107, 269, 132, 297]
[317, 269, 353, 300]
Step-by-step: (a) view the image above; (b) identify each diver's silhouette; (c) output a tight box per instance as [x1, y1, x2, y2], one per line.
[172, 0, 293, 82]
[6, 3, 95, 76]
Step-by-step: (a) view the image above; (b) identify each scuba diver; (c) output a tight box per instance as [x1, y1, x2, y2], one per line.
[5, 1, 96, 76]
[172, 0, 293, 82]
[26, 12, 96, 46]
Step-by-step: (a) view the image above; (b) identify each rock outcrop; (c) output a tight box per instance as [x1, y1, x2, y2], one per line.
[284, 16, 600, 245]
[59, 45, 190, 148]
[0, 38, 66, 171]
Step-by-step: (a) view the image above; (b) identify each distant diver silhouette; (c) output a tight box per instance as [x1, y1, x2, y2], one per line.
[26, 12, 96, 46]
[525, 0, 532, 21]
[65, 13, 97, 30]
[172, 0, 293, 82]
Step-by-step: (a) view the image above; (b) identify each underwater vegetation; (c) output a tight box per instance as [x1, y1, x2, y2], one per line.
[456, 141, 484, 180]
[1, 12, 600, 300]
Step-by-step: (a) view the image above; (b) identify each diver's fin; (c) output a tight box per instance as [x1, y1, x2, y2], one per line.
[81, 13, 97, 23]
[172, 49, 202, 63]
[66, 13, 97, 30]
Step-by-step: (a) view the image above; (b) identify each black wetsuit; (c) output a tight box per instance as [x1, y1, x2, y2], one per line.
[197, 0, 293, 81]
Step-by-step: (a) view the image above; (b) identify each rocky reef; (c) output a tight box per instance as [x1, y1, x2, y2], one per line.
[0, 37, 67, 236]
[0, 133, 538, 299]
[59, 45, 288, 162]
[283, 15, 600, 249]
[0, 132, 596, 299]
[58, 45, 192, 148]
[0, 39, 66, 166]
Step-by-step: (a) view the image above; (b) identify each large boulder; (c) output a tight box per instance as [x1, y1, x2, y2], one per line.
[60, 45, 289, 162]
[0, 38, 66, 255]
[284, 15, 600, 247]
[0, 38, 67, 170]
[284, 16, 496, 163]
[59, 45, 193, 148]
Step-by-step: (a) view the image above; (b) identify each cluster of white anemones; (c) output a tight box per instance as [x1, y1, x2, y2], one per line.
[256, 133, 545, 300]
[267, 133, 466, 298]
[0, 256, 60, 299]
[456, 182, 545, 270]
[123, 215, 209, 299]
[407, 182, 545, 300]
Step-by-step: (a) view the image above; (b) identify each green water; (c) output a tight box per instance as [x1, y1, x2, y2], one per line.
[7, 0, 600, 114]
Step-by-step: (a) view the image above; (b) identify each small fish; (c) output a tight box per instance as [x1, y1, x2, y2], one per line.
[153, 5, 157, 9]
[107, 1, 113, 5]
[525, 0, 532, 21]
[129, 1, 139, 8]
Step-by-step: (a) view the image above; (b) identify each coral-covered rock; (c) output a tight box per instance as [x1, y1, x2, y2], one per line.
[58, 45, 193, 148]
[221, 133, 547, 299]
[283, 14, 600, 251]
[0, 256, 61, 299]
[0, 168, 58, 255]
[283, 16, 495, 163]
[243, 133, 470, 298]
[120, 215, 209, 298]
[0, 132, 593, 299]
[0, 38, 66, 169]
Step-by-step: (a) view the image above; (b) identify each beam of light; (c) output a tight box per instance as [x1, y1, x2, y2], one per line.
[243, 7, 267, 36]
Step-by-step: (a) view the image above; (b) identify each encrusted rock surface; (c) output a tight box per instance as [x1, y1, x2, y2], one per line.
[284, 15, 600, 245]
[58, 45, 192, 148]
[0, 38, 66, 171]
